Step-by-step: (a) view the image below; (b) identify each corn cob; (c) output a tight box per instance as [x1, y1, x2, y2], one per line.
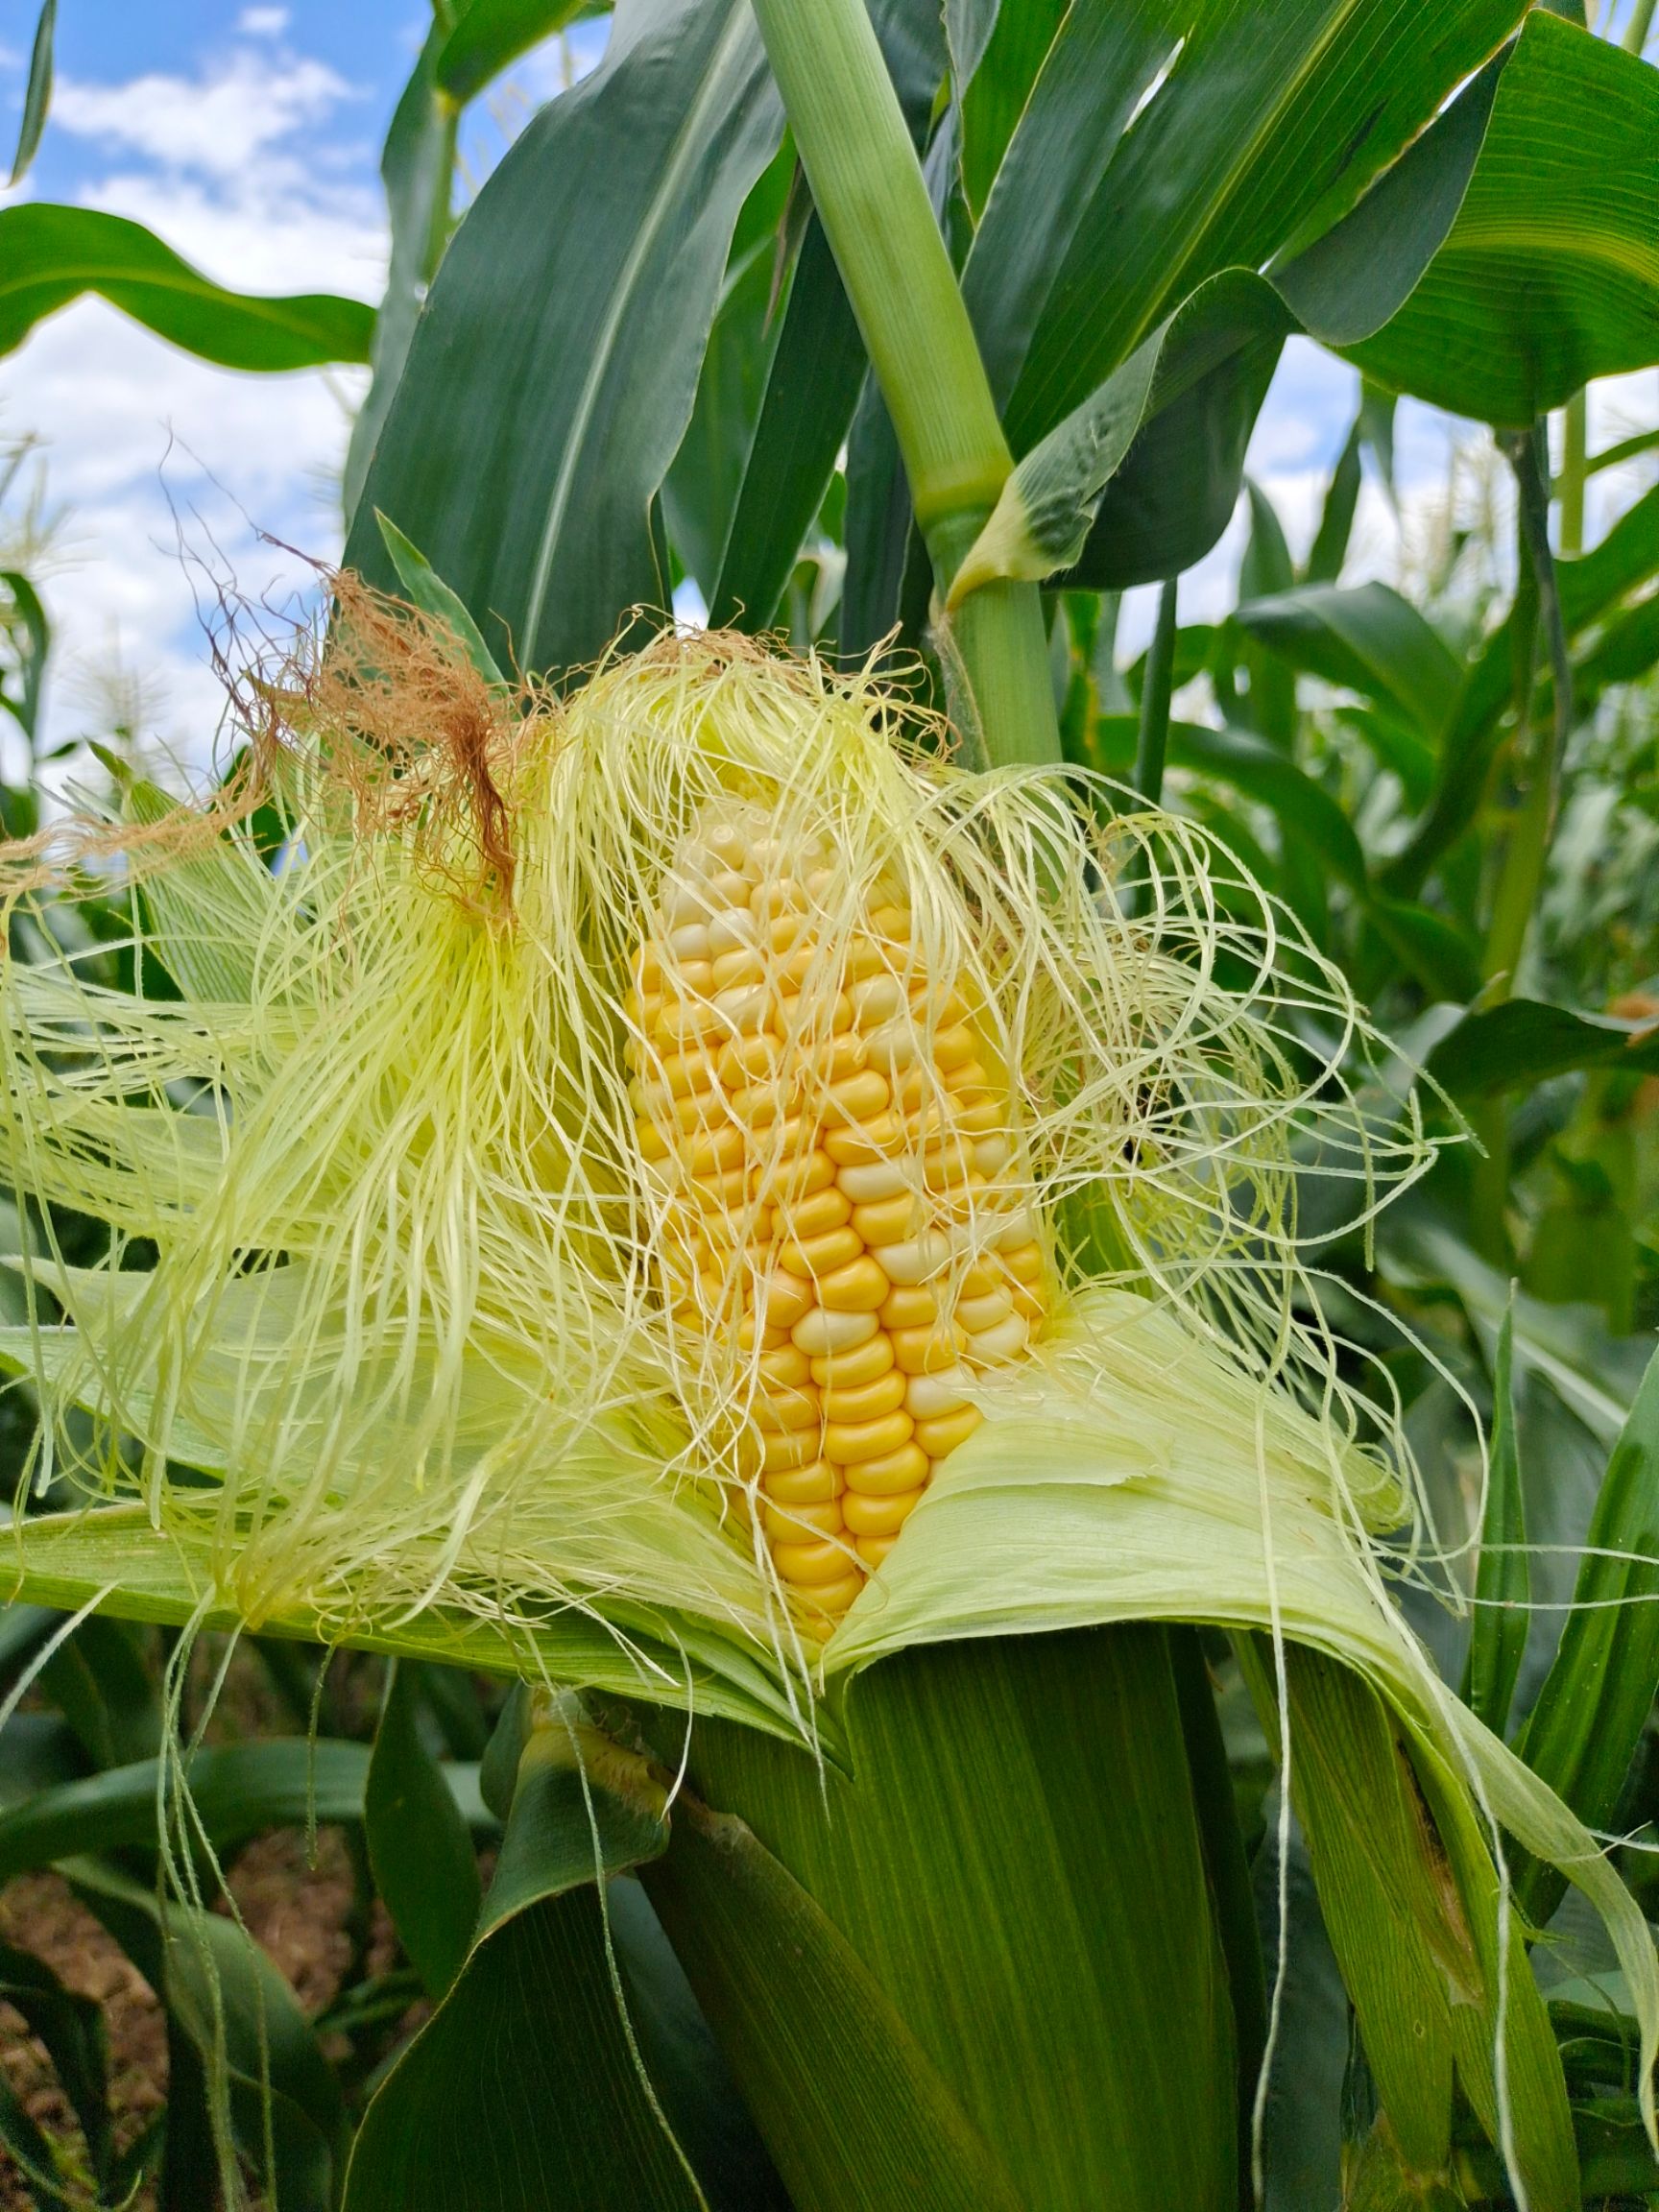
[625, 806, 1046, 1622]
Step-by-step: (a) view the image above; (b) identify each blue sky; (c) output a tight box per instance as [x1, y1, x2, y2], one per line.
[1, 3, 1653, 775]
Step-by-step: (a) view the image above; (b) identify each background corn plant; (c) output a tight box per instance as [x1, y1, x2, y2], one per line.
[6, 0, 1659, 2205]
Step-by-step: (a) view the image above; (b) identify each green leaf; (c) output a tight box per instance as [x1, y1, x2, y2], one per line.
[1461, 1297, 1528, 1740]
[1347, 12, 1659, 426]
[0, 205, 374, 371]
[978, 0, 1523, 451]
[957, 44, 1504, 600]
[8, 0, 54, 187]
[0, 1740, 383, 1883]
[345, 18, 461, 517]
[1163, 718, 1369, 894]
[1304, 417, 1362, 587]
[70, 1857, 344, 2212]
[1426, 998, 1659, 1101]
[1387, 480, 1659, 895]
[37, 1613, 160, 1769]
[366, 1662, 483, 2000]
[1233, 583, 1462, 743]
[958, 0, 1067, 219]
[348, 0, 781, 682]
[434, 0, 605, 107]
[345, 1699, 695, 2212]
[666, 1626, 1237, 2208]
[0, 1936, 111, 2193]
[644, 1791, 1026, 2212]
[374, 511, 507, 685]
[1514, 1346, 1659, 1925]
[0, 569, 50, 744]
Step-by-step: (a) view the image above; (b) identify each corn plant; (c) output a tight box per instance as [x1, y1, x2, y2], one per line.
[5, 3, 1659, 2208]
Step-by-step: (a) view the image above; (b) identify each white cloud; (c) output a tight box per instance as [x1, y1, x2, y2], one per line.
[238, 7, 293, 34]
[2, 29, 385, 769]
[52, 51, 357, 183]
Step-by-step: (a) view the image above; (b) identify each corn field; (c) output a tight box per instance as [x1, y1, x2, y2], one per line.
[4, 0, 1659, 2205]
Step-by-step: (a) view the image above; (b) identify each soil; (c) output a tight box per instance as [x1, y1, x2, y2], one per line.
[0, 1827, 402, 2211]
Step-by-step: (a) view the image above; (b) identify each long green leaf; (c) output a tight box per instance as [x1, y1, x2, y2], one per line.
[71, 1858, 344, 2212]
[0, 205, 373, 370]
[670, 1626, 1236, 2209]
[954, 52, 1503, 601]
[1462, 1299, 1528, 1741]
[1515, 1346, 1659, 1926]
[8, 0, 54, 187]
[374, 512, 507, 685]
[365, 1662, 483, 2000]
[1348, 12, 1659, 426]
[644, 1791, 1026, 2212]
[434, 0, 607, 106]
[348, 0, 781, 680]
[0, 1936, 111, 2195]
[346, 1699, 698, 2212]
[1233, 584, 1462, 743]
[979, 0, 1523, 451]
[1427, 998, 1659, 1101]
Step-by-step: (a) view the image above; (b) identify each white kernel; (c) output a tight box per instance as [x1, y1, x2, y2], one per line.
[707, 906, 758, 957]
[712, 984, 770, 1035]
[966, 1311, 1028, 1366]
[989, 1209, 1036, 1252]
[837, 1160, 911, 1204]
[905, 1367, 974, 1419]
[862, 1021, 921, 1073]
[955, 1289, 1014, 1333]
[667, 922, 712, 963]
[791, 1307, 879, 1357]
[870, 1233, 952, 1286]
[973, 1135, 1012, 1177]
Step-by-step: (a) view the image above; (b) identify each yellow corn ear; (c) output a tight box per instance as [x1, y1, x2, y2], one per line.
[627, 806, 1046, 1623]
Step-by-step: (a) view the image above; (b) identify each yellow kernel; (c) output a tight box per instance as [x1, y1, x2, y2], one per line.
[850, 1191, 922, 1246]
[792, 1306, 879, 1358]
[841, 1488, 923, 1539]
[836, 1159, 910, 1204]
[941, 1053, 988, 1093]
[916, 1405, 983, 1459]
[712, 983, 771, 1035]
[849, 974, 905, 1026]
[842, 1441, 930, 1495]
[816, 1255, 891, 1312]
[763, 1458, 843, 1505]
[880, 1284, 939, 1329]
[685, 1123, 747, 1176]
[889, 1064, 934, 1115]
[862, 1022, 920, 1075]
[1009, 1283, 1045, 1323]
[856, 1534, 899, 1569]
[930, 1023, 977, 1070]
[712, 945, 765, 991]
[1001, 1240, 1044, 1284]
[775, 1187, 852, 1242]
[919, 1138, 975, 1190]
[774, 1537, 854, 1588]
[867, 902, 911, 941]
[736, 1312, 791, 1352]
[755, 1270, 814, 1330]
[732, 1081, 790, 1129]
[904, 1368, 973, 1419]
[957, 1262, 1000, 1298]
[781, 1224, 864, 1279]
[822, 1369, 908, 1424]
[891, 1323, 966, 1375]
[751, 878, 805, 921]
[870, 1233, 952, 1287]
[758, 1344, 812, 1389]
[966, 1311, 1029, 1366]
[825, 1408, 913, 1464]
[798, 1571, 865, 1619]
[842, 935, 891, 981]
[752, 1383, 821, 1433]
[634, 946, 663, 993]
[637, 1117, 671, 1164]
[708, 912, 757, 961]
[765, 912, 808, 955]
[691, 1165, 751, 1214]
[974, 1135, 1013, 1177]
[765, 1144, 837, 1203]
[718, 1033, 781, 1086]
[809, 1333, 894, 1388]
[955, 1289, 1014, 1334]
[763, 1497, 843, 1542]
[760, 1427, 820, 1474]
[825, 1069, 890, 1125]
[777, 988, 854, 1037]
